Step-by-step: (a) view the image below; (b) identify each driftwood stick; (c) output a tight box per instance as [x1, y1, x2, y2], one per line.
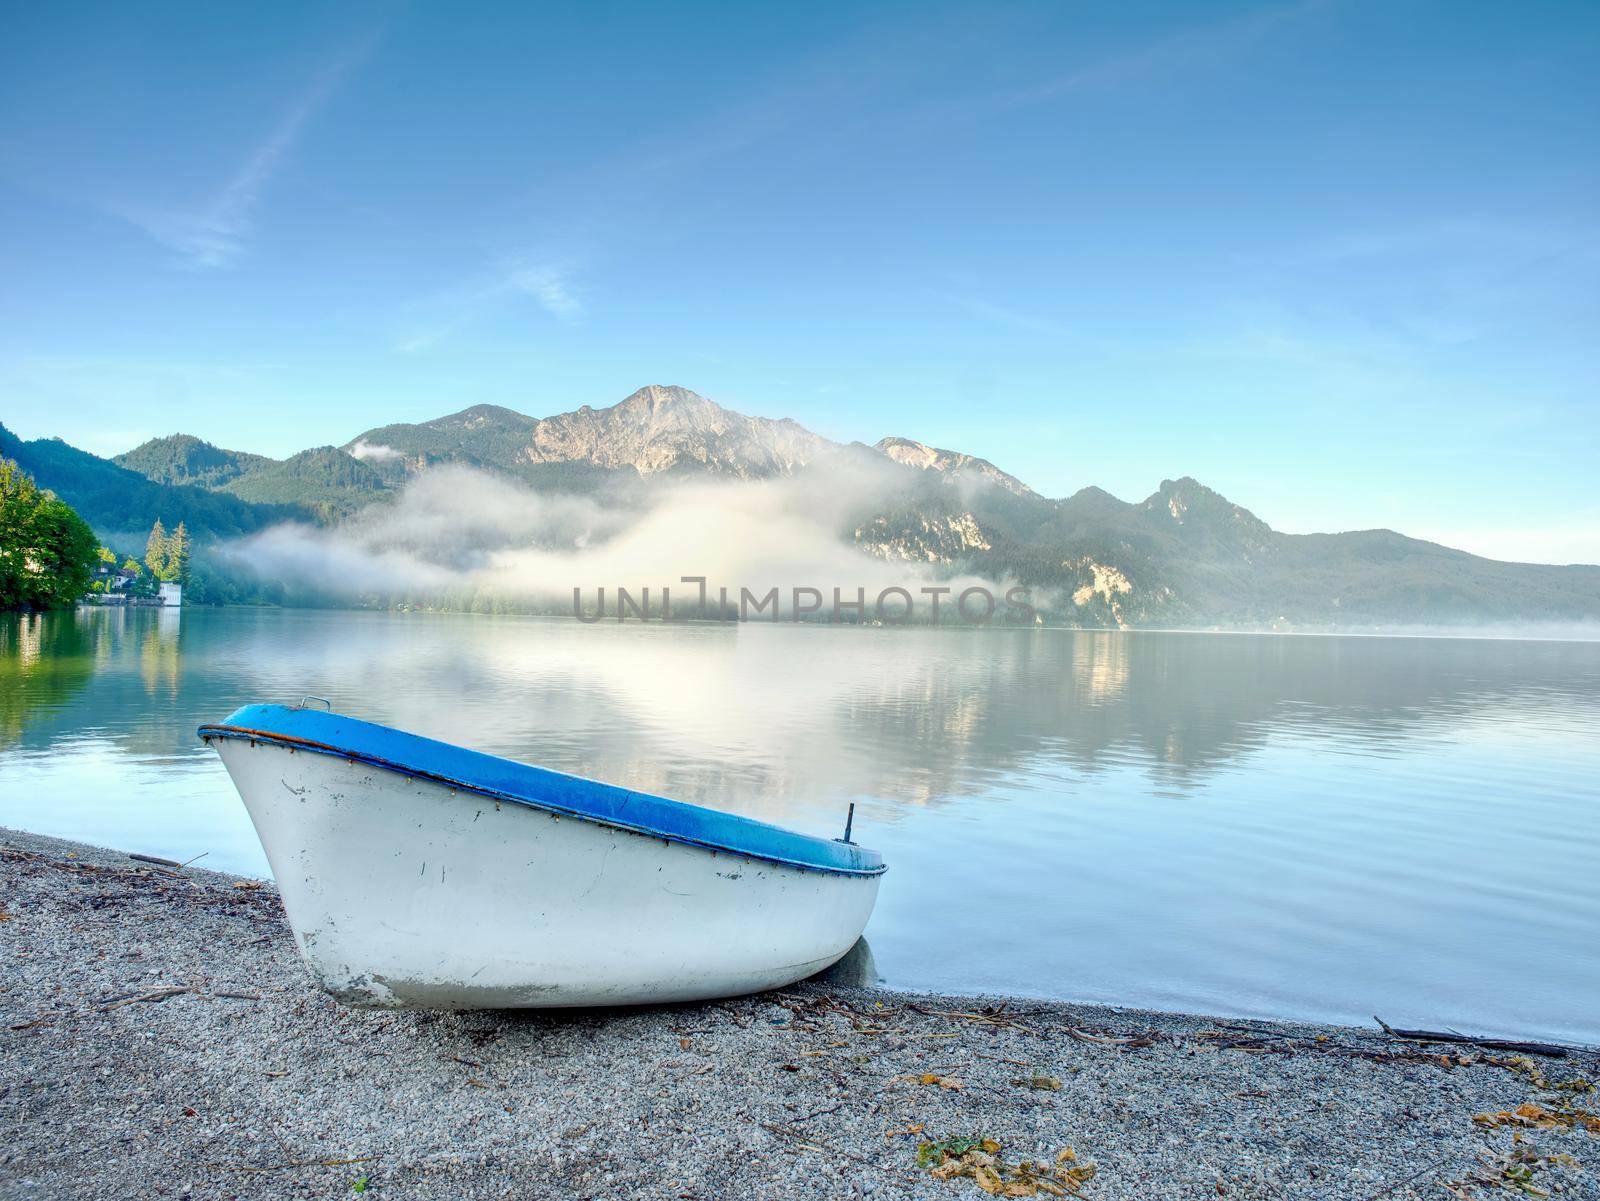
[1373, 1016, 1567, 1059]
[98, 986, 192, 1011]
[129, 853, 183, 868]
[1361, 1155, 1456, 1201]
[1065, 1027, 1154, 1048]
[791, 1101, 847, 1124]
[210, 1155, 376, 1174]
[759, 1122, 881, 1168]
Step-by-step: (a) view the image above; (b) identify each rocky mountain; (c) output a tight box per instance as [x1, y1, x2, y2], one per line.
[873, 436, 1036, 498]
[347, 385, 829, 481]
[343, 384, 1597, 628]
[11, 384, 1598, 627]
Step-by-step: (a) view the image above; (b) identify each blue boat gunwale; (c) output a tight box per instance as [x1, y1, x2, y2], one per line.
[198, 704, 885, 878]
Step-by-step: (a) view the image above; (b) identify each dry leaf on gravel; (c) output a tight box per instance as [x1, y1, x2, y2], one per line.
[1444, 1146, 1579, 1198]
[901, 1072, 965, 1090]
[919, 1137, 1097, 1196]
[1474, 1101, 1600, 1135]
[1012, 1074, 1062, 1091]
[1490, 1056, 1594, 1096]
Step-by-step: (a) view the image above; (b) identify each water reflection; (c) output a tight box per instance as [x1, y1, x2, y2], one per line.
[2, 614, 93, 747]
[2, 609, 1598, 1041]
[7, 612, 1595, 803]
[0, 607, 188, 749]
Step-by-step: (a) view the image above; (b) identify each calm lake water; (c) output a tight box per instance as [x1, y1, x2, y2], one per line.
[3, 606, 1598, 1042]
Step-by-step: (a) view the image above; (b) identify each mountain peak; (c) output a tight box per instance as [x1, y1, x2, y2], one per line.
[1142, 476, 1272, 555]
[614, 384, 715, 415]
[531, 385, 823, 476]
[114, 433, 270, 488]
[346, 385, 827, 480]
[874, 436, 1036, 498]
[120, 432, 224, 460]
[1069, 485, 1120, 503]
[423, 403, 536, 431]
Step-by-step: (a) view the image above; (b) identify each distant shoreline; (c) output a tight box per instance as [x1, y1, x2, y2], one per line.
[36, 601, 1600, 643]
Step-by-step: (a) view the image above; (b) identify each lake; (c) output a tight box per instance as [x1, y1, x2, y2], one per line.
[3, 606, 1597, 1043]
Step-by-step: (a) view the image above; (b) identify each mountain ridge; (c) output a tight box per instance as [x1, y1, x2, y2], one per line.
[1, 422, 303, 540]
[873, 436, 1037, 498]
[346, 385, 831, 481]
[11, 385, 1598, 626]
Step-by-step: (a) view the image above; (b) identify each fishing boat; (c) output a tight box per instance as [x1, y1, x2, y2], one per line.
[198, 701, 885, 1009]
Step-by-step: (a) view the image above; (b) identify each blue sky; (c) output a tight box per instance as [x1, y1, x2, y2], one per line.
[1, 1, 1596, 562]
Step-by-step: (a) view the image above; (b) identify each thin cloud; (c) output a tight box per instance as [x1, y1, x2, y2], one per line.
[1265, 219, 1600, 347]
[506, 263, 584, 320]
[347, 439, 403, 462]
[128, 32, 379, 268]
[385, 5, 1310, 350]
[393, 259, 583, 353]
[1023, 0, 1322, 106]
[948, 294, 1072, 339]
[391, 333, 442, 356]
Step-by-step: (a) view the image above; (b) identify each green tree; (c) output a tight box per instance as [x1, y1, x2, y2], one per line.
[121, 557, 156, 598]
[88, 544, 117, 593]
[145, 518, 169, 581]
[168, 521, 191, 585]
[0, 458, 99, 610]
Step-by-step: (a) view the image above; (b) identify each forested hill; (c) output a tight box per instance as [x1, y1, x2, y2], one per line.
[0, 422, 302, 541]
[112, 435, 387, 517]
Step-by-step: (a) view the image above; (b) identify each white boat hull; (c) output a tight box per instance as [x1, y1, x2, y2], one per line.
[214, 737, 881, 1008]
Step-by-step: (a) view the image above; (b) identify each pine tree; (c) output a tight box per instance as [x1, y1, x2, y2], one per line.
[145, 519, 169, 581]
[169, 521, 191, 585]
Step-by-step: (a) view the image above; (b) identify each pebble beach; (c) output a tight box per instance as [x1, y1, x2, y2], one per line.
[3, 827, 1597, 1200]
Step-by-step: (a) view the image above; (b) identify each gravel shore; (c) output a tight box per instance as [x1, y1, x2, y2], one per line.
[3, 827, 1597, 1200]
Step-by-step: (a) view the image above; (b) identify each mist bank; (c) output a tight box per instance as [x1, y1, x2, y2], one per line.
[217, 461, 1034, 623]
[190, 458, 1600, 634]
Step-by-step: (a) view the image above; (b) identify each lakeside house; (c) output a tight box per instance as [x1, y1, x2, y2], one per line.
[84, 564, 182, 607]
[92, 564, 139, 591]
